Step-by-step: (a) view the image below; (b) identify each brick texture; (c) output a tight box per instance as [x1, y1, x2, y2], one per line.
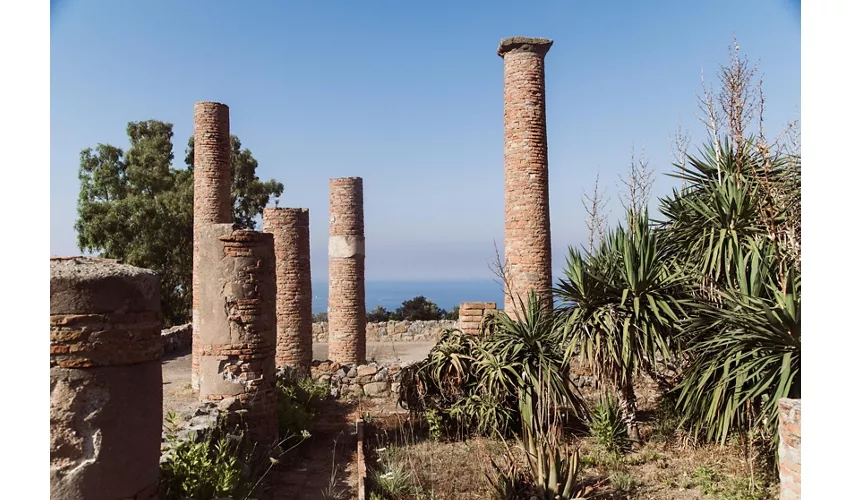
[499, 37, 554, 317]
[263, 207, 313, 373]
[328, 177, 366, 364]
[458, 302, 498, 335]
[196, 225, 278, 450]
[192, 101, 232, 392]
[50, 257, 162, 500]
[778, 398, 801, 500]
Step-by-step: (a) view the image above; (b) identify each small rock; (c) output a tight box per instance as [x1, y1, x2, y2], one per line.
[363, 381, 389, 396]
[330, 386, 340, 398]
[318, 374, 331, 383]
[335, 368, 347, 378]
[358, 365, 378, 377]
[391, 382, 401, 393]
[347, 368, 357, 378]
[374, 370, 387, 382]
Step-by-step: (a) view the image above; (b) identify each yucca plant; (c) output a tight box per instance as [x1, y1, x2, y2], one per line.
[557, 210, 689, 439]
[676, 242, 800, 447]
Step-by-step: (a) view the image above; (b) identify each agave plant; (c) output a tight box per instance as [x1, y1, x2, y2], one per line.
[675, 241, 800, 447]
[557, 210, 689, 439]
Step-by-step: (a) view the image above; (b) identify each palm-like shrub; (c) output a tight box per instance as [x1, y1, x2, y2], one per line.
[660, 136, 801, 448]
[479, 291, 586, 419]
[557, 210, 689, 439]
[397, 293, 585, 437]
[676, 241, 800, 446]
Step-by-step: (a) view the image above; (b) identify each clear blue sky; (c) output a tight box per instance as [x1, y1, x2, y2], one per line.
[50, 0, 800, 282]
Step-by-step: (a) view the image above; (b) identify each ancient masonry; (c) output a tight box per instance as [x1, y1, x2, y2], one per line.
[50, 257, 163, 500]
[498, 37, 554, 317]
[458, 302, 498, 334]
[196, 224, 278, 449]
[263, 207, 313, 373]
[328, 177, 367, 364]
[192, 101, 232, 391]
[778, 398, 801, 500]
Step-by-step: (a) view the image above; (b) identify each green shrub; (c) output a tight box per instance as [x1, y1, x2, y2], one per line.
[159, 411, 279, 500]
[588, 393, 631, 454]
[276, 371, 330, 439]
[313, 312, 328, 322]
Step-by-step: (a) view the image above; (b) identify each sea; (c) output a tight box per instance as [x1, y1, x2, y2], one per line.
[311, 279, 504, 313]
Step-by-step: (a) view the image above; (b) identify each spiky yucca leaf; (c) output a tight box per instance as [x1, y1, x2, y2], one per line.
[676, 247, 800, 446]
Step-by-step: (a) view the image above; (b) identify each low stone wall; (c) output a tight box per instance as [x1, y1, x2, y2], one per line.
[312, 320, 457, 343]
[311, 359, 405, 399]
[161, 323, 192, 354]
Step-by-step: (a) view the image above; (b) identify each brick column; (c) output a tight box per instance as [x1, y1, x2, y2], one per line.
[498, 37, 554, 317]
[197, 224, 278, 449]
[778, 398, 801, 500]
[50, 257, 163, 500]
[193, 101, 232, 391]
[263, 207, 313, 373]
[459, 302, 498, 334]
[328, 177, 366, 364]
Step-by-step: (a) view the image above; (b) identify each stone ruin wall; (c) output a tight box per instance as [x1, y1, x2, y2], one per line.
[311, 360, 406, 399]
[499, 37, 554, 317]
[196, 224, 278, 449]
[312, 319, 458, 343]
[778, 398, 801, 500]
[192, 101, 232, 391]
[458, 302, 498, 334]
[327, 177, 367, 364]
[50, 257, 163, 500]
[264, 207, 313, 373]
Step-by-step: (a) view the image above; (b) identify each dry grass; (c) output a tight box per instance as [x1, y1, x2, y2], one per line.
[361, 371, 779, 500]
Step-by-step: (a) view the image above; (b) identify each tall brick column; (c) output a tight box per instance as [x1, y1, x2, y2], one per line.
[197, 224, 278, 449]
[50, 257, 163, 500]
[778, 398, 801, 500]
[328, 177, 366, 364]
[263, 207, 313, 373]
[498, 37, 554, 317]
[193, 101, 232, 391]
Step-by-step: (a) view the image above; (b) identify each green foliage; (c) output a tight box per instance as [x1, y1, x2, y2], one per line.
[160, 412, 265, 500]
[275, 371, 330, 439]
[676, 254, 800, 446]
[556, 210, 689, 436]
[691, 466, 774, 500]
[424, 409, 444, 440]
[393, 296, 446, 321]
[313, 312, 328, 323]
[443, 305, 460, 321]
[76, 120, 283, 326]
[367, 305, 392, 322]
[486, 387, 593, 500]
[399, 295, 584, 438]
[369, 456, 415, 499]
[661, 139, 801, 448]
[588, 393, 631, 455]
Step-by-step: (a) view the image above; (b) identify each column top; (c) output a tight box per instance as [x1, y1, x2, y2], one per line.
[497, 37, 553, 58]
[194, 101, 229, 109]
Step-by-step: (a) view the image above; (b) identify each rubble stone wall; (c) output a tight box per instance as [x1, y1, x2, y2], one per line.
[312, 319, 457, 343]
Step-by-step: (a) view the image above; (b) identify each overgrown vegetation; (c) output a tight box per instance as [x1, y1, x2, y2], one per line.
[389, 39, 797, 498]
[160, 411, 300, 500]
[275, 369, 331, 439]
